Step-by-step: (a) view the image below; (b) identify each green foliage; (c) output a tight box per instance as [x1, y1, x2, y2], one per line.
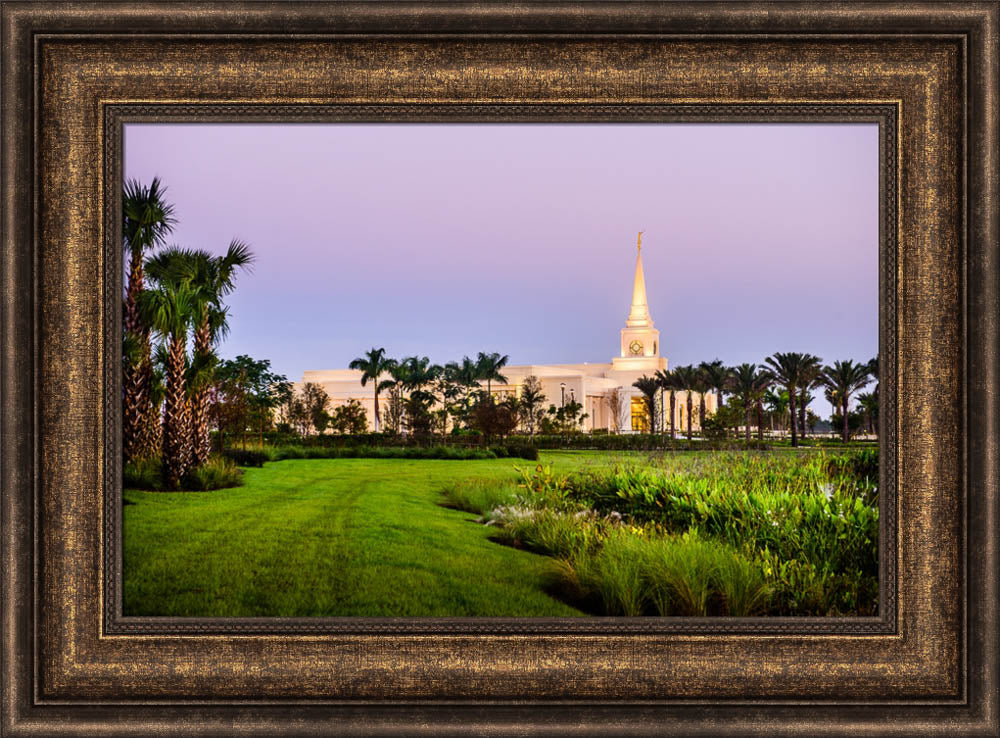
[183, 456, 244, 491]
[123, 454, 244, 491]
[471, 449, 879, 616]
[439, 479, 519, 514]
[262, 444, 538, 462]
[700, 412, 729, 440]
[222, 448, 269, 467]
[553, 530, 772, 617]
[330, 399, 368, 435]
[468, 396, 519, 441]
[123, 457, 165, 490]
[540, 400, 589, 434]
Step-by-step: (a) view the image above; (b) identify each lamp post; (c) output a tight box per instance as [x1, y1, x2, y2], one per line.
[560, 382, 566, 407]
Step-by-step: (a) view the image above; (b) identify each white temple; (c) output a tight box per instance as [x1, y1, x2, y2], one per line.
[296, 234, 715, 432]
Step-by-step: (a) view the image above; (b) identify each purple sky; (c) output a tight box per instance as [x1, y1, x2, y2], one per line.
[124, 123, 878, 417]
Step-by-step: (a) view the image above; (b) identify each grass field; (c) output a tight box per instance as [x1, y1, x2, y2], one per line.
[124, 448, 875, 617]
[123, 451, 616, 617]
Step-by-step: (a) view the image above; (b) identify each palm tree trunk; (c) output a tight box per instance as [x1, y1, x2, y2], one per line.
[745, 402, 751, 443]
[756, 399, 764, 441]
[789, 385, 798, 447]
[123, 254, 153, 462]
[686, 392, 693, 440]
[164, 333, 191, 487]
[190, 319, 212, 467]
[842, 396, 850, 443]
[669, 393, 676, 441]
[373, 391, 380, 433]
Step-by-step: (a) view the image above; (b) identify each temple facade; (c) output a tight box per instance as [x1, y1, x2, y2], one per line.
[296, 234, 716, 432]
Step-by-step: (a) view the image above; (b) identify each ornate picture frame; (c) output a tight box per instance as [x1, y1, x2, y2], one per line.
[2, 2, 996, 735]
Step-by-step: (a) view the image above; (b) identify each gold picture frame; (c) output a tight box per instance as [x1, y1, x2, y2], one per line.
[2, 2, 996, 734]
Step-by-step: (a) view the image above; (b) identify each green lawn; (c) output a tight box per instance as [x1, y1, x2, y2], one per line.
[123, 451, 618, 617]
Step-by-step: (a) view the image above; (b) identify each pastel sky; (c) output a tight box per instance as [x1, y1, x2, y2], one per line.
[124, 123, 878, 417]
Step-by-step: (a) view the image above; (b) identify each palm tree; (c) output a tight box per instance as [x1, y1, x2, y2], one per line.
[654, 368, 677, 440]
[795, 362, 823, 439]
[138, 271, 195, 487]
[765, 388, 790, 434]
[693, 369, 711, 430]
[729, 363, 761, 443]
[671, 365, 700, 441]
[820, 359, 872, 443]
[699, 359, 731, 416]
[857, 390, 879, 436]
[753, 369, 773, 441]
[517, 376, 546, 436]
[632, 375, 659, 433]
[182, 241, 254, 465]
[476, 352, 510, 397]
[349, 347, 396, 433]
[764, 352, 822, 447]
[122, 177, 175, 462]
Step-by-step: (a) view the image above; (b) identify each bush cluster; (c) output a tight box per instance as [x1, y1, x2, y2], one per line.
[222, 443, 539, 464]
[124, 455, 244, 492]
[444, 450, 879, 617]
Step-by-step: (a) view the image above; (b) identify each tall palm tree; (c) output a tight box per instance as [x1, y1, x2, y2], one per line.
[699, 359, 731, 416]
[671, 365, 700, 441]
[857, 390, 879, 436]
[729, 363, 761, 443]
[349, 347, 397, 433]
[693, 369, 711, 430]
[476, 352, 510, 397]
[764, 352, 822, 447]
[765, 389, 790, 434]
[820, 359, 872, 443]
[654, 368, 676, 440]
[754, 369, 773, 441]
[122, 177, 175, 462]
[632, 375, 659, 433]
[138, 273, 195, 487]
[182, 241, 254, 465]
[795, 362, 823, 439]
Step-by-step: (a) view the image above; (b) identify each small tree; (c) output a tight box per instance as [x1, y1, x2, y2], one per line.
[330, 399, 368, 435]
[382, 386, 404, 435]
[542, 400, 588, 435]
[606, 388, 628, 435]
[469, 395, 518, 442]
[518, 375, 546, 435]
[299, 382, 331, 435]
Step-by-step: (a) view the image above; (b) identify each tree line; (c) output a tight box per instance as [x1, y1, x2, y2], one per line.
[279, 348, 588, 441]
[632, 353, 878, 447]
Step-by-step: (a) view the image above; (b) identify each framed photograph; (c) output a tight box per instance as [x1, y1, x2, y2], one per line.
[2, 2, 996, 735]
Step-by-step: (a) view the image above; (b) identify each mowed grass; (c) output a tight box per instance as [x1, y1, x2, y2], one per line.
[123, 452, 617, 617]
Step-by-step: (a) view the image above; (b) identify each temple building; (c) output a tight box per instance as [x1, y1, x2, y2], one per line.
[296, 234, 716, 432]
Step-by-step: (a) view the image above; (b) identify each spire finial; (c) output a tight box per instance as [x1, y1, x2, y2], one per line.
[637, 231, 643, 252]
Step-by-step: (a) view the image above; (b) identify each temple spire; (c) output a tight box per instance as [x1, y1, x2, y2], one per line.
[626, 231, 652, 328]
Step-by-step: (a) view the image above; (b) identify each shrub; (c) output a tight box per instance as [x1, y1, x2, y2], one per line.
[123, 457, 163, 490]
[183, 456, 244, 491]
[124, 455, 243, 492]
[487, 507, 611, 560]
[260, 444, 537, 462]
[504, 442, 540, 461]
[494, 450, 878, 616]
[559, 531, 648, 616]
[552, 530, 772, 617]
[223, 448, 269, 467]
[440, 479, 519, 514]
